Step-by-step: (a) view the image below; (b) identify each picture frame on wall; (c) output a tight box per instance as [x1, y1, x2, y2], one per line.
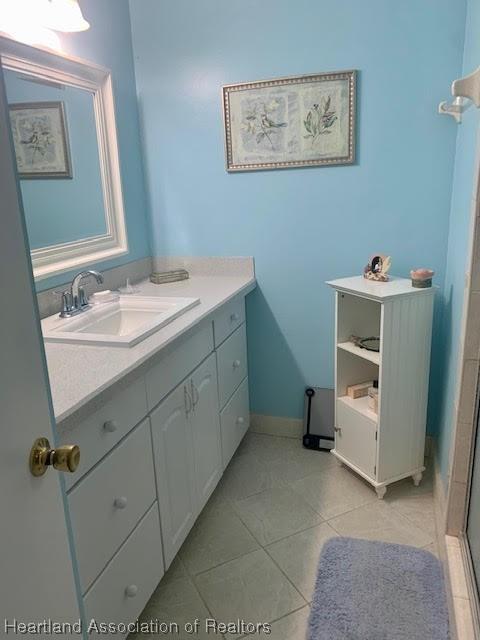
[222, 70, 356, 172]
[9, 101, 72, 179]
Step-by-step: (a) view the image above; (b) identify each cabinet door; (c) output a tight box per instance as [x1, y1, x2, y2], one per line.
[335, 399, 377, 479]
[191, 353, 222, 510]
[150, 384, 196, 568]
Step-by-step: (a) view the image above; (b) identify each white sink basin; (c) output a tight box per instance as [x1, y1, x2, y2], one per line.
[42, 295, 200, 347]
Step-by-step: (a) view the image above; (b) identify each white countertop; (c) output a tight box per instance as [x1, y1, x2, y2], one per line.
[326, 275, 437, 300]
[45, 274, 256, 424]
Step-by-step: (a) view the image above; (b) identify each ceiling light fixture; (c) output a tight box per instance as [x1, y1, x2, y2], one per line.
[0, 0, 61, 49]
[42, 0, 90, 33]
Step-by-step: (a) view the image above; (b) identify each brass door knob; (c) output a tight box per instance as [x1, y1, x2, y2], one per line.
[29, 437, 80, 477]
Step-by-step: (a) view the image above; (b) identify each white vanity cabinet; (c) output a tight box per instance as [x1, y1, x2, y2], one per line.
[327, 276, 435, 499]
[59, 294, 250, 634]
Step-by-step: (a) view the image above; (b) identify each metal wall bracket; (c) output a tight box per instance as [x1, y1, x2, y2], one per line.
[438, 97, 467, 123]
[439, 66, 480, 124]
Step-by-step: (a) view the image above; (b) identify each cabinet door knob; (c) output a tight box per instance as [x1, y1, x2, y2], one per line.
[233, 359, 241, 369]
[230, 313, 239, 322]
[104, 420, 118, 433]
[125, 584, 138, 598]
[114, 496, 128, 509]
[236, 417, 245, 425]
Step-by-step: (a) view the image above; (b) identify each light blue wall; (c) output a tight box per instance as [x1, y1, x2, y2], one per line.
[33, 0, 151, 291]
[437, 0, 480, 485]
[130, 0, 466, 424]
[4, 69, 106, 250]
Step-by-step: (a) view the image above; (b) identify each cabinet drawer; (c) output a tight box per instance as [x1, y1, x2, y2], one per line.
[83, 503, 163, 639]
[213, 298, 245, 347]
[217, 323, 247, 408]
[220, 377, 249, 468]
[145, 321, 213, 411]
[335, 399, 377, 479]
[61, 376, 148, 489]
[69, 419, 156, 593]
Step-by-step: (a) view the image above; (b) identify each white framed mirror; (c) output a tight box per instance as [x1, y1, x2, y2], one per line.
[0, 36, 128, 280]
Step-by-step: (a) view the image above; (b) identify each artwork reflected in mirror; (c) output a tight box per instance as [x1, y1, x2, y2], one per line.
[3, 69, 107, 253]
[9, 101, 72, 179]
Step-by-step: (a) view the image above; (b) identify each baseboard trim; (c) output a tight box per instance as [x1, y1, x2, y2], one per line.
[249, 413, 303, 439]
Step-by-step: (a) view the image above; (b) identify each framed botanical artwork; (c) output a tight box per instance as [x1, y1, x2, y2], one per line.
[9, 101, 72, 179]
[222, 70, 356, 172]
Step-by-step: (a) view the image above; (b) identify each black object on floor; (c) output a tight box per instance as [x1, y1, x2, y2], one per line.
[303, 387, 334, 451]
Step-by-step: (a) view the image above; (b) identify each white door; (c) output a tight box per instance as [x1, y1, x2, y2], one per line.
[191, 353, 222, 509]
[150, 383, 197, 567]
[0, 68, 81, 631]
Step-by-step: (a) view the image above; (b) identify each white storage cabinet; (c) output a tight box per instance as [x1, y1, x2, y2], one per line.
[327, 276, 435, 498]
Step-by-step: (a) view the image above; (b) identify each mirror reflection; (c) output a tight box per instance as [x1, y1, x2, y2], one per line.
[3, 69, 107, 251]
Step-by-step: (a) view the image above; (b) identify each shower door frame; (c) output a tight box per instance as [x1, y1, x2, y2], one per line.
[443, 168, 480, 636]
[464, 387, 480, 633]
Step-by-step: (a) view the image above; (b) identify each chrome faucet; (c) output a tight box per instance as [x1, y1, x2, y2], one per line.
[59, 270, 104, 318]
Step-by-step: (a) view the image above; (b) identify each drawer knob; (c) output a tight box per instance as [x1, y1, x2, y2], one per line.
[125, 584, 138, 598]
[236, 417, 245, 425]
[114, 496, 128, 509]
[103, 420, 118, 433]
[230, 313, 239, 322]
[233, 359, 241, 369]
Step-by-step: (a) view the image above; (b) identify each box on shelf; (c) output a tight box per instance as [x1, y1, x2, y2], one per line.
[347, 380, 373, 399]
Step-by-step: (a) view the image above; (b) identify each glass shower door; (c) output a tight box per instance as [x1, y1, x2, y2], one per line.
[467, 397, 480, 598]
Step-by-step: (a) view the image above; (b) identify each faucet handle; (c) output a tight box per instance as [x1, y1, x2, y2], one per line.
[58, 290, 74, 318]
[79, 286, 89, 308]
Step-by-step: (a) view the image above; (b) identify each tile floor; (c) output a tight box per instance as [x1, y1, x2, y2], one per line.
[131, 432, 439, 639]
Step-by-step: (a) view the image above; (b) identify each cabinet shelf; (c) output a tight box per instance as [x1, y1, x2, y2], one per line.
[338, 395, 378, 424]
[337, 341, 380, 365]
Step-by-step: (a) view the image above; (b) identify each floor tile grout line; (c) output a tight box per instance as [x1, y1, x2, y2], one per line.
[217, 479, 290, 505]
[326, 499, 436, 546]
[188, 547, 265, 579]
[175, 541, 230, 625]
[261, 545, 309, 607]
[192, 552, 308, 640]
[191, 545, 308, 620]
[262, 520, 333, 549]
[237, 604, 310, 639]
[181, 510, 333, 579]
[181, 542, 261, 579]
[230, 494, 325, 548]
[266, 603, 311, 627]
[182, 516, 338, 580]
[386, 503, 436, 542]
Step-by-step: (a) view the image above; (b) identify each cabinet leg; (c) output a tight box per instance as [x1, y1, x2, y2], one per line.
[412, 472, 423, 487]
[375, 485, 387, 499]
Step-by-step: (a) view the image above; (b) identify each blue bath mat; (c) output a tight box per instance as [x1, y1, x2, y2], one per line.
[308, 537, 449, 640]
